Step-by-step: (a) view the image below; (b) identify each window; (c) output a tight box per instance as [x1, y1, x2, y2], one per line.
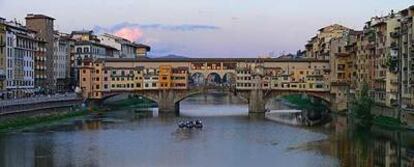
[84, 47, 89, 53]
[104, 84, 108, 89]
[96, 85, 100, 89]
[82, 78, 86, 81]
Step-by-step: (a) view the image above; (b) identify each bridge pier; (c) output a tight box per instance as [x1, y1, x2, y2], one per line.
[157, 90, 180, 114]
[248, 89, 266, 113]
[158, 102, 180, 114]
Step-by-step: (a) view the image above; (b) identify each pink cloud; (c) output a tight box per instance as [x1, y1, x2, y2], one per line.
[114, 27, 144, 42]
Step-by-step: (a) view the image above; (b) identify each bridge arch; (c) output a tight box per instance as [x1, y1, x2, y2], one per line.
[206, 72, 222, 86]
[100, 92, 159, 104]
[190, 72, 205, 87]
[265, 91, 331, 104]
[222, 72, 237, 86]
[173, 88, 247, 105]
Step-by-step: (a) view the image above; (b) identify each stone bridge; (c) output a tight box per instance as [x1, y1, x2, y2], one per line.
[80, 57, 348, 114]
[99, 87, 332, 115]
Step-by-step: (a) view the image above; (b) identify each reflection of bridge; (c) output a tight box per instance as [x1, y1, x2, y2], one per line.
[80, 58, 348, 114]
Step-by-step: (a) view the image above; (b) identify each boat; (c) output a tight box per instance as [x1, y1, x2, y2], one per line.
[178, 120, 203, 129]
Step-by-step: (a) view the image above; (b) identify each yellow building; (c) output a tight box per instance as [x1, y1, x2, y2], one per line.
[159, 65, 172, 89]
[305, 24, 351, 60]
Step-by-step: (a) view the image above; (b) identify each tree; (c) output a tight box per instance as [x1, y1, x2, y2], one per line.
[350, 82, 373, 123]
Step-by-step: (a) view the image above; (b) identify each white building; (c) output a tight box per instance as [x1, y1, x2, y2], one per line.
[53, 32, 72, 92]
[98, 33, 150, 58]
[143, 68, 159, 89]
[4, 21, 36, 98]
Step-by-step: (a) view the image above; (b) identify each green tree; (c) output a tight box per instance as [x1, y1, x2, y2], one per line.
[351, 82, 373, 124]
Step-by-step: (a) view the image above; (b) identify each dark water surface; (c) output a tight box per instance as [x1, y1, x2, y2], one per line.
[1, 93, 414, 167]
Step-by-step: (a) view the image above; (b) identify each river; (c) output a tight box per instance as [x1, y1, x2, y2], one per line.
[0, 93, 414, 167]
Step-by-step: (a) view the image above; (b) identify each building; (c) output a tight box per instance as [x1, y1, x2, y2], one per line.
[98, 33, 150, 58]
[328, 30, 360, 111]
[53, 32, 72, 92]
[397, 7, 414, 109]
[70, 30, 99, 42]
[73, 40, 119, 87]
[159, 65, 172, 89]
[135, 43, 151, 57]
[304, 24, 351, 60]
[25, 14, 55, 93]
[4, 20, 36, 98]
[34, 37, 47, 92]
[171, 67, 189, 89]
[0, 18, 6, 98]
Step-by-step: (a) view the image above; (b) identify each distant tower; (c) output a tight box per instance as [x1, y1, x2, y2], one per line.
[25, 14, 56, 93]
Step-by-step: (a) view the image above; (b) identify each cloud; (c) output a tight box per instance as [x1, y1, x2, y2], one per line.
[113, 27, 144, 42]
[93, 22, 220, 34]
[92, 22, 221, 56]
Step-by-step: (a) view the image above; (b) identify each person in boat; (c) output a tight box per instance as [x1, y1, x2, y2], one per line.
[186, 121, 194, 128]
[195, 120, 203, 128]
[178, 121, 186, 128]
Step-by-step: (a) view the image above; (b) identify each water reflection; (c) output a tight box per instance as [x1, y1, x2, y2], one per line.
[302, 116, 414, 167]
[1, 93, 414, 167]
[180, 92, 248, 117]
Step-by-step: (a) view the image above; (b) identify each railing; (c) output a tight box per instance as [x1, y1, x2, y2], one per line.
[0, 93, 80, 107]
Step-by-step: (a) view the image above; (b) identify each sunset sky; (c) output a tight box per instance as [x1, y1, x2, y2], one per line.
[1, 0, 412, 57]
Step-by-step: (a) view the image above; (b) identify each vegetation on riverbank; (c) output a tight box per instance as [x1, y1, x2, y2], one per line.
[282, 94, 326, 112]
[372, 115, 403, 129]
[350, 83, 374, 124]
[105, 95, 157, 110]
[0, 108, 90, 133]
[350, 83, 403, 129]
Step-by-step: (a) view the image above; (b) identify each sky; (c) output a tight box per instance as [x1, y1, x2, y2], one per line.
[0, 0, 413, 57]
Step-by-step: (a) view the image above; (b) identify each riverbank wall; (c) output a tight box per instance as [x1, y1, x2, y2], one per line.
[0, 99, 83, 117]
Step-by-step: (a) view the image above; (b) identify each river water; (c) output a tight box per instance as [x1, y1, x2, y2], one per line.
[1, 93, 414, 167]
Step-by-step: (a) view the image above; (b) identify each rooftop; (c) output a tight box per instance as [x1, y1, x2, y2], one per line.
[75, 40, 119, 51]
[95, 57, 329, 63]
[25, 14, 55, 20]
